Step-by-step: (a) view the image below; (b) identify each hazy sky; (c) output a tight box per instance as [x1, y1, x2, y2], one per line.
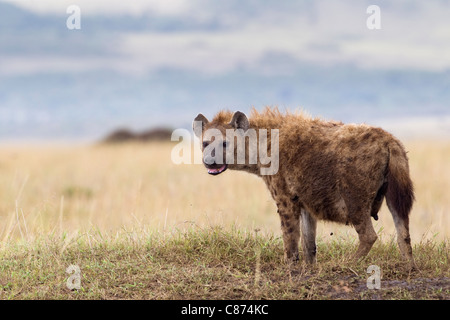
[3, 0, 189, 15]
[1, 1, 449, 140]
[2, 0, 450, 76]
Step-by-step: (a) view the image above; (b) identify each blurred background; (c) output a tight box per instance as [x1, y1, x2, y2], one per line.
[0, 1, 449, 242]
[1, 0, 450, 142]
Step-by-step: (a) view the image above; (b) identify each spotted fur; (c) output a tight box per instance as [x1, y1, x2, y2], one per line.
[194, 107, 415, 268]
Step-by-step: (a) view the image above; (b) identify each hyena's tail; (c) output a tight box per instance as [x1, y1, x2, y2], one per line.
[385, 141, 415, 221]
[385, 140, 416, 268]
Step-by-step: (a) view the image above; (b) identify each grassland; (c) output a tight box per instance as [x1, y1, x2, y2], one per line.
[0, 141, 449, 300]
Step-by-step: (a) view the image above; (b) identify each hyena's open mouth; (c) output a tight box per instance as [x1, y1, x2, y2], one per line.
[207, 164, 227, 175]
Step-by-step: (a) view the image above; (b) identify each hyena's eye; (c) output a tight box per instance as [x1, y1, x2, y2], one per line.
[223, 141, 228, 148]
[202, 141, 209, 149]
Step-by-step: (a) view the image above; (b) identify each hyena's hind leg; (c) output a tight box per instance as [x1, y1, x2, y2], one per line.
[353, 213, 378, 259]
[300, 209, 317, 264]
[384, 159, 416, 269]
[386, 202, 416, 269]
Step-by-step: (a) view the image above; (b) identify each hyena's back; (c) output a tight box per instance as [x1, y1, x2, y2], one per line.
[279, 123, 412, 225]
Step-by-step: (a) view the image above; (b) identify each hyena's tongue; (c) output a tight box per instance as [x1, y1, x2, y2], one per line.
[207, 165, 227, 175]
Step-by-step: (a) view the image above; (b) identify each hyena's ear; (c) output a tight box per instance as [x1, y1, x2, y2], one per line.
[229, 111, 249, 131]
[193, 113, 209, 138]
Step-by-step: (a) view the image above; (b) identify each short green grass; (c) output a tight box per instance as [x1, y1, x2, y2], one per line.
[0, 227, 448, 300]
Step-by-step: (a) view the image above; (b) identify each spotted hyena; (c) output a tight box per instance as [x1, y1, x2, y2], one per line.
[193, 107, 415, 268]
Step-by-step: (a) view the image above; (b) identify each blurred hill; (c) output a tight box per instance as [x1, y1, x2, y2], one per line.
[101, 127, 173, 143]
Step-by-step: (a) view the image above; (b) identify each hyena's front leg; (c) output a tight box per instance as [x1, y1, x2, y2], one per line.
[300, 209, 317, 264]
[278, 207, 300, 262]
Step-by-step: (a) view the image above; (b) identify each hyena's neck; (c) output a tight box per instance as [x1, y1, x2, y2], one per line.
[230, 122, 280, 177]
[231, 163, 261, 175]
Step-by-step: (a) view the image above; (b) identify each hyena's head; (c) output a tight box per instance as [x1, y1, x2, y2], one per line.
[193, 111, 250, 176]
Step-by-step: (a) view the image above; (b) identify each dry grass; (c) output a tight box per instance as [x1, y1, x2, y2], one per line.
[0, 140, 449, 300]
[0, 140, 448, 242]
[0, 142, 277, 241]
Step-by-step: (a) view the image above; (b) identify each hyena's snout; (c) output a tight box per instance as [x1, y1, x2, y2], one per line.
[202, 143, 228, 176]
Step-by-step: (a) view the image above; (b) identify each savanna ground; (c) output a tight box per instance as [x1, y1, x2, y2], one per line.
[0, 141, 448, 300]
